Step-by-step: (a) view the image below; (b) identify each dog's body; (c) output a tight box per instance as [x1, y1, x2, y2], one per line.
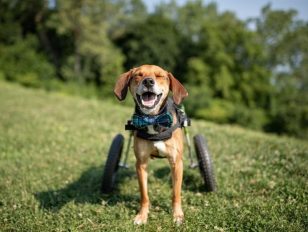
[114, 65, 188, 225]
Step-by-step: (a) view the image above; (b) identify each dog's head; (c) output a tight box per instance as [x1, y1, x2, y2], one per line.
[114, 65, 188, 115]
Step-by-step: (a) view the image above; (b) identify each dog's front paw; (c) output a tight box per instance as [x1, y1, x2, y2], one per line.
[134, 213, 148, 225]
[173, 209, 184, 226]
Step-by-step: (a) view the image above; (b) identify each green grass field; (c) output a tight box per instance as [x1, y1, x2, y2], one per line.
[0, 81, 307, 231]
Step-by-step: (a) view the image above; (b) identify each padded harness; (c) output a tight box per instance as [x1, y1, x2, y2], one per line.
[125, 98, 190, 141]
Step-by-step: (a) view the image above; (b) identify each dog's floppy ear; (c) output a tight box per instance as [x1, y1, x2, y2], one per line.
[114, 70, 133, 101]
[168, 72, 188, 105]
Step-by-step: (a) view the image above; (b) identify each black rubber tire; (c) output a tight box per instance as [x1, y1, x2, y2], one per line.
[193, 134, 216, 192]
[101, 134, 124, 193]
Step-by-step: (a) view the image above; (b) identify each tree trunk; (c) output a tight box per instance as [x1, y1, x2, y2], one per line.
[74, 25, 82, 82]
[35, 6, 61, 77]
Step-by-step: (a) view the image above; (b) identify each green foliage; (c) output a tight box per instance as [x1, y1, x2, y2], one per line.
[187, 97, 268, 130]
[266, 87, 308, 138]
[185, 57, 211, 86]
[195, 99, 234, 124]
[269, 103, 308, 138]
[255, 4, 308, 138]
[0, 0, 307, 139]
[0, 36, 55, 88]
[184, 85, 212, 118]
[15, 72, 41, 88]
[116, 14, 180, 71]
[47, 0, 125, 84]
[0, 72, 5, 80]
[231, 105, 268, 130]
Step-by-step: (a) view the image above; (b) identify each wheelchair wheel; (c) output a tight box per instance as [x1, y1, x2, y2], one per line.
[101, 134, 124, 193]
[193, 134, 216, 192]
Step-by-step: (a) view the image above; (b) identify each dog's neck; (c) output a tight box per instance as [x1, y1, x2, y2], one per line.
[127, 97, 187, 141]
[134, 98, 171, 135]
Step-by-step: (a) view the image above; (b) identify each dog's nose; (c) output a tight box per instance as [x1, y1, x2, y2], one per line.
[142, 78, 155, 88]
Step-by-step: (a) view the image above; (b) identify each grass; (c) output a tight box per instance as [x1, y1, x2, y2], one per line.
[0, 81, 307, 231]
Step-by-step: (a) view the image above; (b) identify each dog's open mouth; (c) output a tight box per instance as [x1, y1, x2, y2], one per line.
[137, 92, 162, 109]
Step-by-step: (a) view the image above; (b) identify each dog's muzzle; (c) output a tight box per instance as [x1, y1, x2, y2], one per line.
[136, 78, 162, 109]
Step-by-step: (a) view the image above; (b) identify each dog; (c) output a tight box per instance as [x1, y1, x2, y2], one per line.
[114, 64, 188, 225]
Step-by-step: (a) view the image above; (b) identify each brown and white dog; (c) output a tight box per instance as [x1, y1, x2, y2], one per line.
[114, 64, 188, 225]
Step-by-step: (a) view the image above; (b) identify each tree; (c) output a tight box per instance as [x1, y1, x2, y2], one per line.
[47, 0, 124, 86]
[115, 14, 180, 72]
[157, 1, 273, 130]
[0, 0, 55, 87]
[255, 5, 308, 138]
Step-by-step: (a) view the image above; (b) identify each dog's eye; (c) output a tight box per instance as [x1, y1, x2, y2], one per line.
[134, 73, 143, 77]
[133, 76, 142, 82]
[156, 75, 167, 80]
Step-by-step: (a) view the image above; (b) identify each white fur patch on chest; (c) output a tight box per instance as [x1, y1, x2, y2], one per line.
[147, 125, 158, 135]
[154, 141, 167, 156]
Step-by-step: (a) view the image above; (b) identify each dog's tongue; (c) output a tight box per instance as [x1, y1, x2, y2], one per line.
[142, 92, 156, 107]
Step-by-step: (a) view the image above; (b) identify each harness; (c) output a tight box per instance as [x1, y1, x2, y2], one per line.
[125, 98, 190, 141]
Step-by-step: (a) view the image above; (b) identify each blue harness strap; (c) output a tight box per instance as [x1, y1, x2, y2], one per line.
[132, 112, 173, 129]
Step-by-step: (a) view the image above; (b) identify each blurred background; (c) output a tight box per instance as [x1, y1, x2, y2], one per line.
[0, 0, 307, 139]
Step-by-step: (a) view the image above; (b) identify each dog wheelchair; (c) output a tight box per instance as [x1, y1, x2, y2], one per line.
[101, 105, 216, 193]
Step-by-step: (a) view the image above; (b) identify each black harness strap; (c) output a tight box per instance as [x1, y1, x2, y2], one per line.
[135, 121, 181, 141]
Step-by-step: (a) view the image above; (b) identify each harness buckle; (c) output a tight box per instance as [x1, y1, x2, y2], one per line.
[125, 120, 136, 131]
[183, 117, 191, 127]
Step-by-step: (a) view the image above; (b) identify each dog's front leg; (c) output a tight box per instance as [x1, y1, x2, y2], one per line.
[134, 157, 150, 225]
[169, 152, 184, 225]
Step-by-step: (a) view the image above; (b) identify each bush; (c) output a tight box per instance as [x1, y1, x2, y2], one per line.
[230, 105, 268, 130]
[183, 85, 212, 116]
[195, 99, 235, 124]
[266, 97, 308, 139]
[15, 73, 41, 88]
[0, 35, 55, 88]
[0, 71, 4, 80]
[186, 92, 268, 130]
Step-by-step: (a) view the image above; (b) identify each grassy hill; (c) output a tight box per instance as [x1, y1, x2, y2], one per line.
[0, 81, 307, 231]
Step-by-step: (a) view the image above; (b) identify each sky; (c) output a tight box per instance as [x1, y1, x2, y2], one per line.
[144, 0, 308, 21]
